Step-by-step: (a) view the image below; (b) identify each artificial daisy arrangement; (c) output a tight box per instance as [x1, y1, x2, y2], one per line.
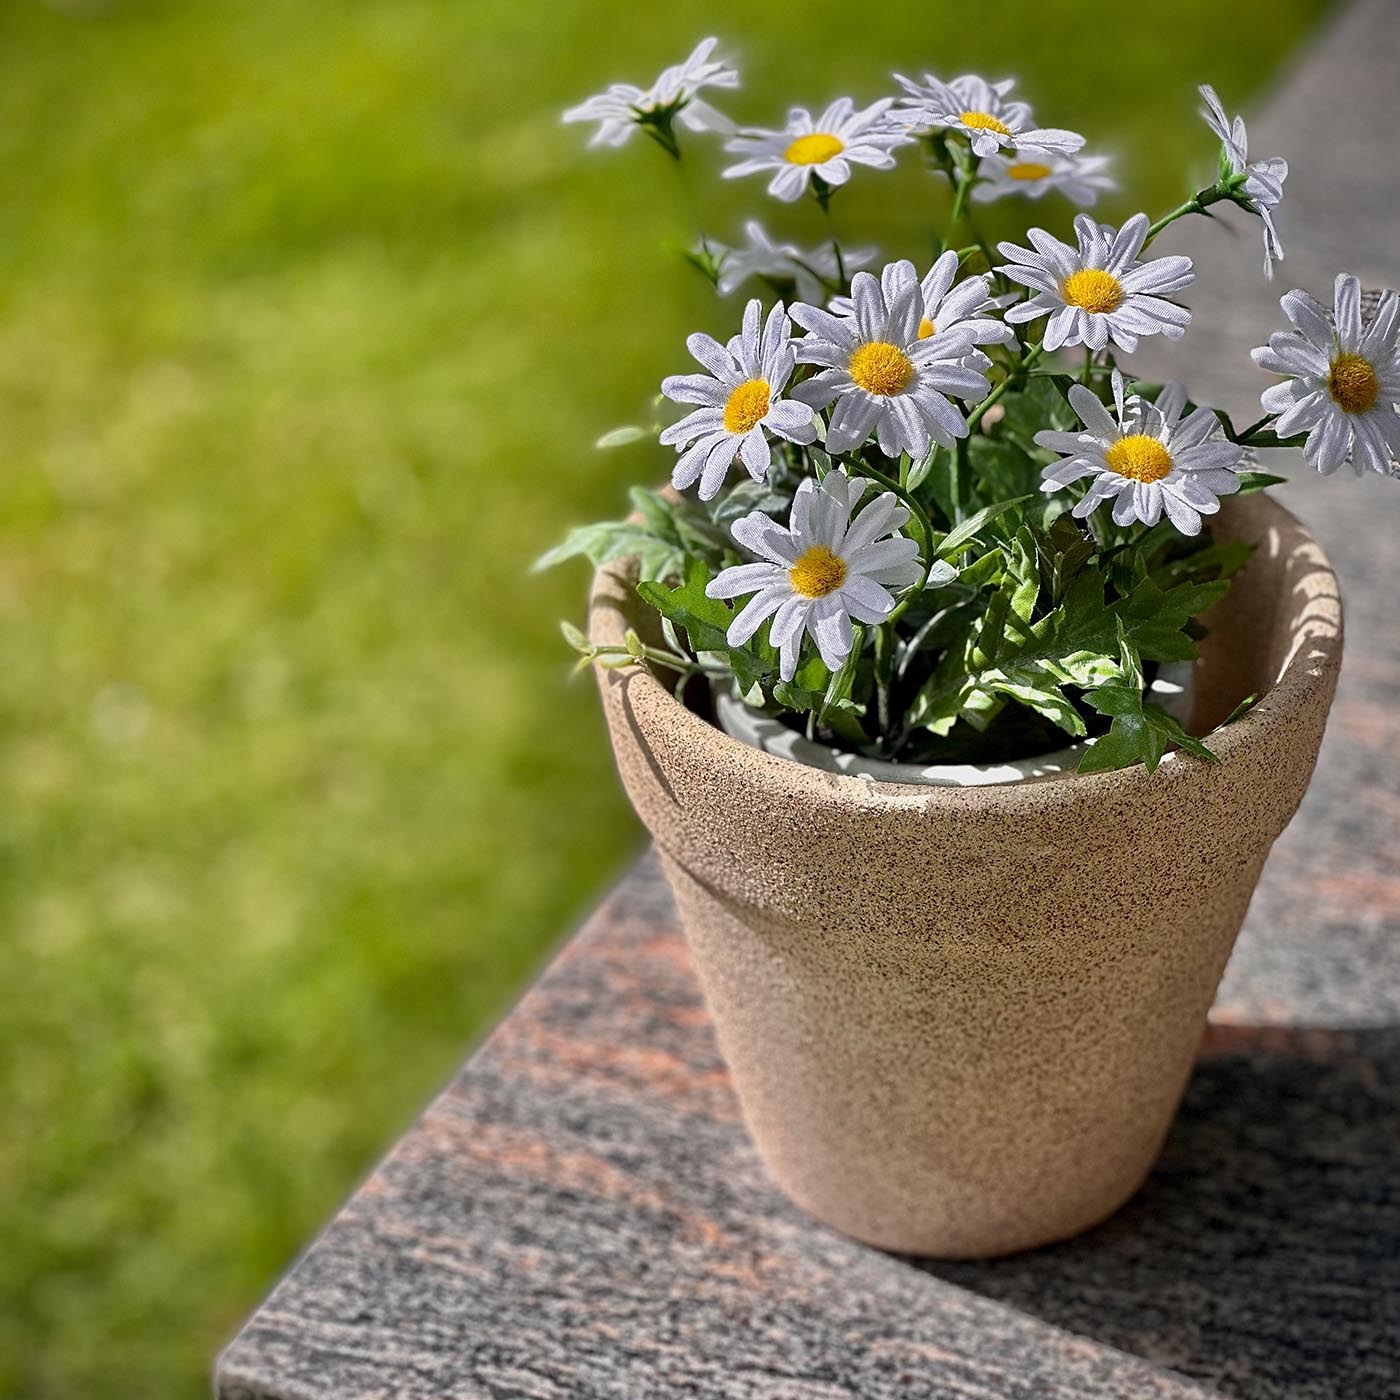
[547, 44, 1399, 774]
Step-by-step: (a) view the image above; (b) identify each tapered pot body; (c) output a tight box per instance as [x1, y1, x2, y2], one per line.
[590, 494, 1342, 1257]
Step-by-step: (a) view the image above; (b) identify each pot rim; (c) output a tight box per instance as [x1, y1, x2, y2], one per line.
[588, 493, 1343, 811]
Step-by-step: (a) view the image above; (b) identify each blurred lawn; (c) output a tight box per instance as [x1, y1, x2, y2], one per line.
[0, 0, 1334, 1394]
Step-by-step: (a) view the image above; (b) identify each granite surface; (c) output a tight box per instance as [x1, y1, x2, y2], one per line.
[218, 4, 1400, 1396]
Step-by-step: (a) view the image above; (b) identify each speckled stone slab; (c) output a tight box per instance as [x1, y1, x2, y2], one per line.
[218, 2, 1400, 1394]
[216, 854, 1400, 1400]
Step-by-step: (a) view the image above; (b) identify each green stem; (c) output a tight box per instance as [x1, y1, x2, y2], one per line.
[787, 255, 844, 298]
[1232, 413, 1273, 442]
[859, 462, 938, 626]
[952, 437, 968, 524]
[816, 192, 847, 285]
[874, 623, 893, 739]
[966, 342, 1046, 431]
[949, 168, 972, 227]
[1143, 186, 1227, 246]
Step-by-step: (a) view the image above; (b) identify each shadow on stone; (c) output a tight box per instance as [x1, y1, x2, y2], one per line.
[920, 1024, 1400, 1400]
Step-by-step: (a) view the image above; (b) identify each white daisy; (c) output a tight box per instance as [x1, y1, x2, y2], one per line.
[562, 37, 738, 148]
[707, 470, 944, 680]
[892, 73, 1084, 158]
[1251, 275, 1400, 477]
[789, 269, 990, 459]
[826, 252, 1015, 350]
[722, 98, 912, 203]
[1035, 371, 1246, 536]
[972, 150, 1116, 208]
[660, 298, 816, 500]
[1199, 84, 1287, 278]
[714, 221, 876, 305]
[997, 213, 1195, 353]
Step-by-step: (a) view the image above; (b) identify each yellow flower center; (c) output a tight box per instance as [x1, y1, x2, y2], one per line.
[789, 544, 848, 599]
[1104, 434, 1173, 483]
[960, 110, 1012, 136]
[723, 378, 771, 434]
[917, 316, 936, 339]
[1327, 352, 1379, 414]
[848, 340, 915, 396]
[1008, 160, 1052, 181]
[785, 132, 845, 166]
[1061, 268, 1125, 315]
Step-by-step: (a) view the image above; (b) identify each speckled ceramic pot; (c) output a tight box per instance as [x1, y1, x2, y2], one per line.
[589, 493, 1342, 1258]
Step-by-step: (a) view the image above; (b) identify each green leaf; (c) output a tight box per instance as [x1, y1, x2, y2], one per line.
[638, 557, 833, 710]
[1222, 692, 1259, 725]
[535, 488, 731, 582]
[1032, 514, 1096, 605]
[594, 425, 647, 449]
[905, 445, 942, 494]
[1153, 536, 1254, 586]
[534, 520, 684, 579]
[966, 434, 1043, 504]
[1078, 623, 1219, 774]
[933, 495, 1032, 561]
[1235, 470, 1287, 494]
[997, 375, 1078, 455]
[907, 559, 1230, 741]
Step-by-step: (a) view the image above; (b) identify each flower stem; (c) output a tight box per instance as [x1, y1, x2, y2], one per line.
[859, 462, 938, 626]
[873, 622, 893, 737]
[1143, 185, 1228, 246]
[966, 341, 1046, 431]
[814, 187, 848, 286]
[947, 150, 996, 267]
[1239, 428, 1308, 449]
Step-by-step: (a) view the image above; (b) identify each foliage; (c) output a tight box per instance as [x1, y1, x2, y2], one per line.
[543, 33, 1336, 777]
[557, 371, 1254, 769]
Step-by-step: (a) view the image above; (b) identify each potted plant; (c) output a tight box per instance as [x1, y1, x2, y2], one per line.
[544, 43, 1383, 1256]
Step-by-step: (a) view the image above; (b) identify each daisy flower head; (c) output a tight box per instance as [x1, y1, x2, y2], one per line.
[562, 37, 739, 149]
[722, 98, 912, 203]
[1251, 275, 1400, 477]
[972, 150, 1116, 209]
[1036, 371, 1245, 536]
[826, 252, 1015, 351]
[892, 73, 1084, 158]
[707, 470, 948, 680]
[788, 268, 991, 459]
[998, 213, 1195, 353]
[714, 221, 876, 305]
[1199, 85, 1288, 278]
[660, 298, 816, 501]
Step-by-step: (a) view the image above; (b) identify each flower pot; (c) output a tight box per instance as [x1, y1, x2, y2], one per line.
[588, 493, 1342, 1258]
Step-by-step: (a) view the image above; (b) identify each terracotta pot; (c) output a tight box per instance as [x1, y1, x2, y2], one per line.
[588, 493, 1342, 1258]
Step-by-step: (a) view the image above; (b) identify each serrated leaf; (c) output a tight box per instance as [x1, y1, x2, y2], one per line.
[534, 521, 684, 579]
[1078, 623, 1219, 774]
[908, 560, 1230, 741]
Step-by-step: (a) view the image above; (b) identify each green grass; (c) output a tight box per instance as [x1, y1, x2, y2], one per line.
[0, 1, 1333, 1394]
